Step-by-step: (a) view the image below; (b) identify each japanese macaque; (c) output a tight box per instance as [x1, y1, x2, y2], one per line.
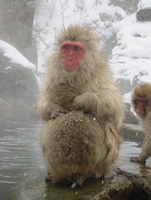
[130, 82, 151, 163]
[38, 25, 124, 185]
[30, 105, 39, 121]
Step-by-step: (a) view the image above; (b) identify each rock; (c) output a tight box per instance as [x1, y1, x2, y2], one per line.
[0, 63, 39, 109]
[124, 111, 138, 124]
[137, 9, 151, 22]
[16, 169, 151, 200]
[94, 175, 133, 200]
[124, 103, 138, 125]
[0, 0, 37, 65]
[115, 78, 139, 95]
[0, 38, 39, 112]
[117, 168, 151, 200]
[109, 0, 139, 14]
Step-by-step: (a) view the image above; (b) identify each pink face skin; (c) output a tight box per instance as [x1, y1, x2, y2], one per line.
[135, 97, 147, 115]
[60, 41, 86, 73]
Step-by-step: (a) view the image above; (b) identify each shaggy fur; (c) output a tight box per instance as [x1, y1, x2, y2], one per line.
[38, 25, 124, 130]
[38, 25, 124, 185]
[40, 84, 121, 185]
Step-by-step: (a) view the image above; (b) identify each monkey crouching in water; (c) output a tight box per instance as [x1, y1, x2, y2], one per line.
[130, 82, 151, 163]
[40, 84, 121, 186]
[38, 25, 124, 186]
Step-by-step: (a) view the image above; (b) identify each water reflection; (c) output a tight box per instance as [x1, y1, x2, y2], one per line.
[0, 112, 44, 200]
[0, 113, 151, 200]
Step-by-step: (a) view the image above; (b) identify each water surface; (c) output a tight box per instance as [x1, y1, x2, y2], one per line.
[0, 113, 150, 200]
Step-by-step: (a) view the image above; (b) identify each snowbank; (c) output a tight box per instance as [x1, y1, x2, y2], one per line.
[0, 40, 36, 71]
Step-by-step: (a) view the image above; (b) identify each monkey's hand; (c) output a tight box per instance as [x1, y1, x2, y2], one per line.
[46, 102, 69, 119]
[130, 156, 146, 164]
[73, 93, 94, 113]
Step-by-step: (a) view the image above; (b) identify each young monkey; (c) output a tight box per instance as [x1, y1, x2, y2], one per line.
[130, 82, 151, 163]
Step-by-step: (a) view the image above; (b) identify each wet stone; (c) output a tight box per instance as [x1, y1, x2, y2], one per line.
[94, 175, 133, 200]
[13, 174, 133, 200]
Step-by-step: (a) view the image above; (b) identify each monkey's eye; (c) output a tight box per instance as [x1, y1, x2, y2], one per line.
[135, 99, 147, 104]
[63, 45, 70, 49]
[74, 46, 81, 50]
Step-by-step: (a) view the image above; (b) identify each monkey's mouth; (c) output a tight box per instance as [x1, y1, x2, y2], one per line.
[136, 109, 145, 115]
[63, 66, 78, 73]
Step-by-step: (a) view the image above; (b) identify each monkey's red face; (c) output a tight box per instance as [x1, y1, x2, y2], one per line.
[135, 97, 147, 115]
[60, 41, 86, 73]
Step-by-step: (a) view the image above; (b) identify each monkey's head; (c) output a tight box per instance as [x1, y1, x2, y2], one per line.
[56, 25, 100, 74]
[132, 82, 151, 117]
[50, 84, 80, 110]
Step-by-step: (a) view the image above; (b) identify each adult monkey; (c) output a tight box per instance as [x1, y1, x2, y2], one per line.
[130, 82, 151, 163]
[38, 25, 124, 185]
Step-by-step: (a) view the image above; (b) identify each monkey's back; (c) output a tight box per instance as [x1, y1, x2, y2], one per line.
[40, 110, 106, 185]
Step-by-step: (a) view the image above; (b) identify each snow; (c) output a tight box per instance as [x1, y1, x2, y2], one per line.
[0, 40, 36, 71]
[123, 92, 132, 103]
[107, 13, 151, 85]
[138, 0, 151, 10]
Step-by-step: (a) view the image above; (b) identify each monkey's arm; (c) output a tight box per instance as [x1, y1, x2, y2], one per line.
[38, 93, 69, 121]
[73, 90, 124, 129]
[130, 134, 151, 163]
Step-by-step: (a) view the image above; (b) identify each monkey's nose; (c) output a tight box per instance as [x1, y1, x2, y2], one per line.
[68, 57, 73, 61]
[67, 54, 73, 61]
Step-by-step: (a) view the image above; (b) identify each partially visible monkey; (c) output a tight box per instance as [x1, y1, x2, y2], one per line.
[30, 105, 38, 116]
[0, 98, 11, 111]
[38, 25, 124, 185]
[130, 82, 151, 163]
[30, 105, 39, 121]
[40, 84, 121, 185]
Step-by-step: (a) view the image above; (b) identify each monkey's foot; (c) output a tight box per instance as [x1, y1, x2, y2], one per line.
[130, 157, 146, 164]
